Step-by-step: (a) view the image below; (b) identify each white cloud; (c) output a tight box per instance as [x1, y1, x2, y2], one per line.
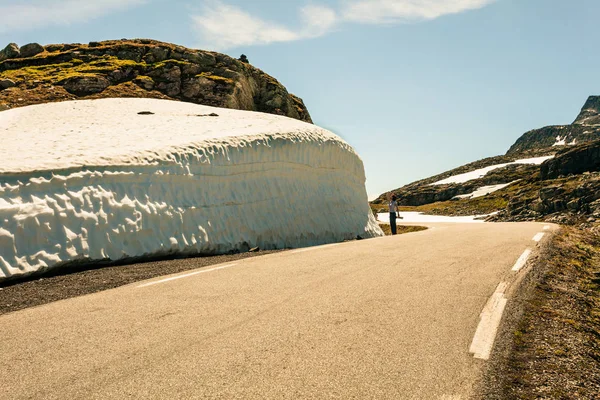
[300, 5, 339, 38]
[342, 0, 497, 24]
[0, 0, 147, 33]
[192, 3, 300, 50]
[192, 2, 338, 50]
[192, 0, 497, 50]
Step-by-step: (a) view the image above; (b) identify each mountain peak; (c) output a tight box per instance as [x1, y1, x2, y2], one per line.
[573, 95, 600, 125]
[506, 96, 600, 155]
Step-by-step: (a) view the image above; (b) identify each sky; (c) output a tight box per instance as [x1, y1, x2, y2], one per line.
[1, 0, 599, 199]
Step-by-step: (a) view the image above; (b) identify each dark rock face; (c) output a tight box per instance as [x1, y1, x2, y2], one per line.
[541, 140, 600, 180]
[507, 96, 600, 155]
[0, 39, 312, 123]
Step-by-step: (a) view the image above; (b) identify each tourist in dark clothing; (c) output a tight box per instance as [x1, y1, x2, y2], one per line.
[388, 194, 400, 235]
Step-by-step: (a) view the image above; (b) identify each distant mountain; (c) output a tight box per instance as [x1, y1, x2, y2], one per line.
[0, 39, 312, 123]
[373, 96, 600, 226]
[507, 96, 600, 155]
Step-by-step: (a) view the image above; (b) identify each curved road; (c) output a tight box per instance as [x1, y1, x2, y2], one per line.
[0, 222, 553, 399]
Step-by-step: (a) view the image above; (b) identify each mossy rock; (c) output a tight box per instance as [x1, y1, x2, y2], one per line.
[0, 39, 313, 123]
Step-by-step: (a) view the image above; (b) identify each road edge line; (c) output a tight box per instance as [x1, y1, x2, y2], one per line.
[470, 282, 509, 360]
[137, 263, 237, 288]
[511, 249, 532, 272]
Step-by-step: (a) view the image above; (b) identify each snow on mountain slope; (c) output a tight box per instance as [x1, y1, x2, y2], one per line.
[0, 98, 382, 281]
[431, 156, 554, 185]
[454, 181, 519, 200]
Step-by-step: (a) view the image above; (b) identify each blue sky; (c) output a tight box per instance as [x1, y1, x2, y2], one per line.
[1, 0, 599, 198]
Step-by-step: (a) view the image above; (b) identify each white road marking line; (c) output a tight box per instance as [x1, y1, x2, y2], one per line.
[290, 243, 341, 254]
[469, 282, 509, 360]
[511, 249, 532, 272]
[543, 225, 551, 231]
[137, 263, 237, 288]
[532, 232, 545, 242]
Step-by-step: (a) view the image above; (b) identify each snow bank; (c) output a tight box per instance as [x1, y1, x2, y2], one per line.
[0, 98, 382, 281]
[377, 212, 487, 224]
[431, 156, 554, 185]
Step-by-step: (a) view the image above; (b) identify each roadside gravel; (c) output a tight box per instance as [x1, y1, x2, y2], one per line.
[0, 250, 282, 316]
[478, 227, 600, 399]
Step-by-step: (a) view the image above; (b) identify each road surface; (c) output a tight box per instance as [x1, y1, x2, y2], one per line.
[0, 222, 553, 399]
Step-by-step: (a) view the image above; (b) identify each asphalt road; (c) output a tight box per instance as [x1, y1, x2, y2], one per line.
[0, 222, 553, 399]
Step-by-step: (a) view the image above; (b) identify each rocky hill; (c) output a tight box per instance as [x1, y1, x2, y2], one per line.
[0, 39, 312, 122]
[507, 96, 600, 155]
[373, 96, 600, 226]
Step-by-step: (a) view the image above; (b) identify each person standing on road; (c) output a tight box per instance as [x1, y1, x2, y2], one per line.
[388, 193, 400, 235]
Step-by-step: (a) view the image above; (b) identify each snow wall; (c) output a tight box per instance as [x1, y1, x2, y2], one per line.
[0, 98, 382, 281]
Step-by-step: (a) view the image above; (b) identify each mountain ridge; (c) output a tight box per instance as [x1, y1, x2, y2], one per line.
[506, 96, 600, 155]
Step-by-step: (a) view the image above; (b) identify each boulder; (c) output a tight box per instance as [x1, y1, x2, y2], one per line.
[19, 43, 44, 58]
[0, 43, 20, 62]
[0, 79, 16, 90]
[61, 75, 111, 95]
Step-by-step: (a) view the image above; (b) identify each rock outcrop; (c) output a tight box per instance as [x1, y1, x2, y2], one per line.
[507, 96, 600, 155]
[0, 39, 312, 123]
[541, 140, 600, 180]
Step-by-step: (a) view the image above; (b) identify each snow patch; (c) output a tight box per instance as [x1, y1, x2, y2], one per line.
[553, 136, 566, 146]
[377, 212, 487, 224]
[0, 98, 382, 281]
[454, 181, 518, 200]
[431, 156, 554, 185]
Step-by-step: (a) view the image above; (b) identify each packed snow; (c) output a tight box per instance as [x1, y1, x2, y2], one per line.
[377, 212, 487, 224]
[454, 181, 518, 200]
[431, 156, 554, 185]
[0, 98, 383, 281]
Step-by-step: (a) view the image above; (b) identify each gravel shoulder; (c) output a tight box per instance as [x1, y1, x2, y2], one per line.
[0, 250, 283, 316]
